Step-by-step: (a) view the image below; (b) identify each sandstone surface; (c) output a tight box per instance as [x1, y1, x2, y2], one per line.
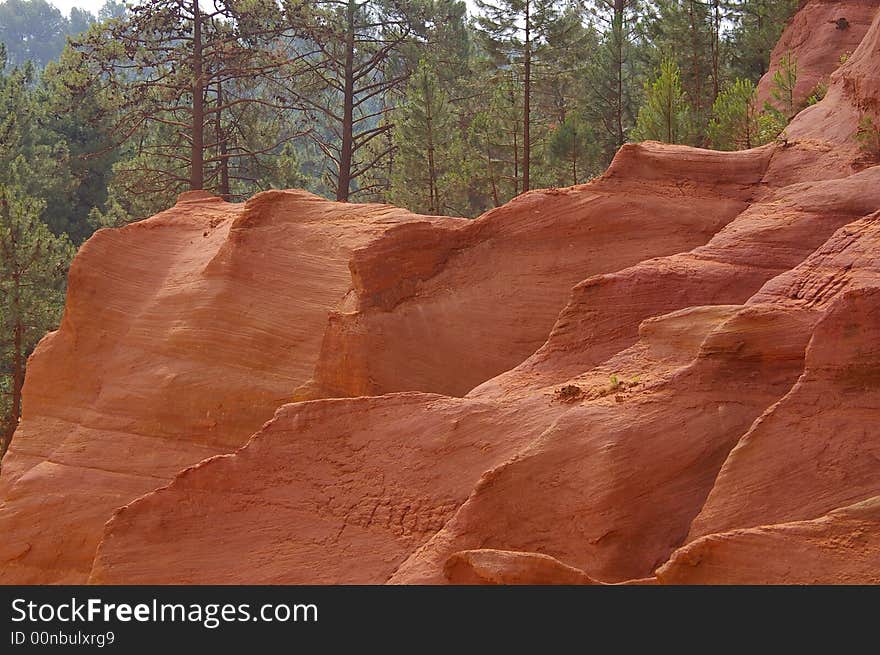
[2, 0, 880, 586]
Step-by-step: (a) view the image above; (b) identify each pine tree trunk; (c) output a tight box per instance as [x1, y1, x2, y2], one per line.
[488, 145, 500, 206]
[688, 0, 702, 122]
[191, 0, 205, 190]
[425, 80, 438, 213]
[3, 277, 24, 460]
[216, 79, 230, 200]
[9, 319, 23, 442]
[614, 0, 625, 147]
[712, 0, 721, 102]
[337, 0, 356, 202]
[513, 116, 519, 196]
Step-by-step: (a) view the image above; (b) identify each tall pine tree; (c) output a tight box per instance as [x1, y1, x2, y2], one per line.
[389, 59, 465, 214]
[0, 169, 74, 460]
[632, 57, 692, 143]
[584, 0, 644, 160]
[474, 0, 564, 193]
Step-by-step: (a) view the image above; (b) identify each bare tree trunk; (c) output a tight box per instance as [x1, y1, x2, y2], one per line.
[384, 106, 394, 197]
[513, 114, 519, 196]
[191, 0, 205, 190]
[337, 0, 356, 202]
[10, 320, 23, 439]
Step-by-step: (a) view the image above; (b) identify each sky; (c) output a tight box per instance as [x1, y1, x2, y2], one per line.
[47, 0, 103, 16]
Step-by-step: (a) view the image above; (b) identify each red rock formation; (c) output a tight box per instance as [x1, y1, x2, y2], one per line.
[88, 208, 880, 585]
[0, 190, 458, 583]
[657, 496, 880, 584]
[393, 212, 880, 584]
[755, 0, 877, 109]
[473, 165, 880, 400]
[0, 156, 749, 584]
[4, 0, 880, 587]
[444, 550, 597, 585]
[303, 143, 767, 399]
[88, 394, 556, 584]
[688, 282, 880, 540]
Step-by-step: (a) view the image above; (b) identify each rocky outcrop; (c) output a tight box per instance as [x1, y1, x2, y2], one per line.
[302, 143, 769, 399]
[687, 282, 880, 540]
[3, 0, 880, 586]
[657, 496, 880, 584]
[443, 550, 597, 585]
[0, 190, 458, 583]
[392, 211, 880, 584]
[473, 166, 880, 400]
[755, 0, 877, 109]
[655, 284, 880, 584]
[0, 153, 755, 584]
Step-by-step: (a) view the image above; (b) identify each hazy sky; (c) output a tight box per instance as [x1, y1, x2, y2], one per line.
[47, 0, 103, 16]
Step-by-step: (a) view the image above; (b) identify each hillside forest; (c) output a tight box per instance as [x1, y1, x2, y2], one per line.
[1, 0, 817, 457]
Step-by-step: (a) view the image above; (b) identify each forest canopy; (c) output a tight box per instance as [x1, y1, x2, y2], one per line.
[0, 0, 808, 457]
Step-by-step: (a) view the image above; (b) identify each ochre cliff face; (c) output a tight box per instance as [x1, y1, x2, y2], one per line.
[0, 190, 461, 583]
[304, 143, 768, 400]
[2, 0, 880, 585]
[755, 0, 877, 109]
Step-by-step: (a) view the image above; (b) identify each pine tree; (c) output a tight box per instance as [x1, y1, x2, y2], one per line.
[474, 0, 564, 194]
[548, 114, 601, 186]
[527, 6, 598, 187]
[769, 51, 798, 120]
[352, 0, 473, 205]
[284, 0, 423, 202]
[632, 58, 692, 143]
[468, 75, 525, 206]
[584, 0, 644, 160]
[0, 0, 69, 67]
[707, 78, 760, 150]
[41, 48, 118, 242]
[645, 0, 715, 141]
[0, 47, 85, 237]
[0, 170, 74, 460]
[70, 0, 294, 196]
[389, 60, 464, 214]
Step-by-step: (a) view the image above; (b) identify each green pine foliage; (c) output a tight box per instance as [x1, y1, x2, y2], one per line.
[770, 51, 799, 120]
[632, 58, 692, 144]
[726, 0, 799, 82]
[547, 114, 601, 186]
[645, 0, 718, 139]
[583, 0, 643, 158]
[0, 170, 74, 457]
[0, 0, 96, 68]
[708, 78, 760, 150]
[388, 60, 468, 215]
